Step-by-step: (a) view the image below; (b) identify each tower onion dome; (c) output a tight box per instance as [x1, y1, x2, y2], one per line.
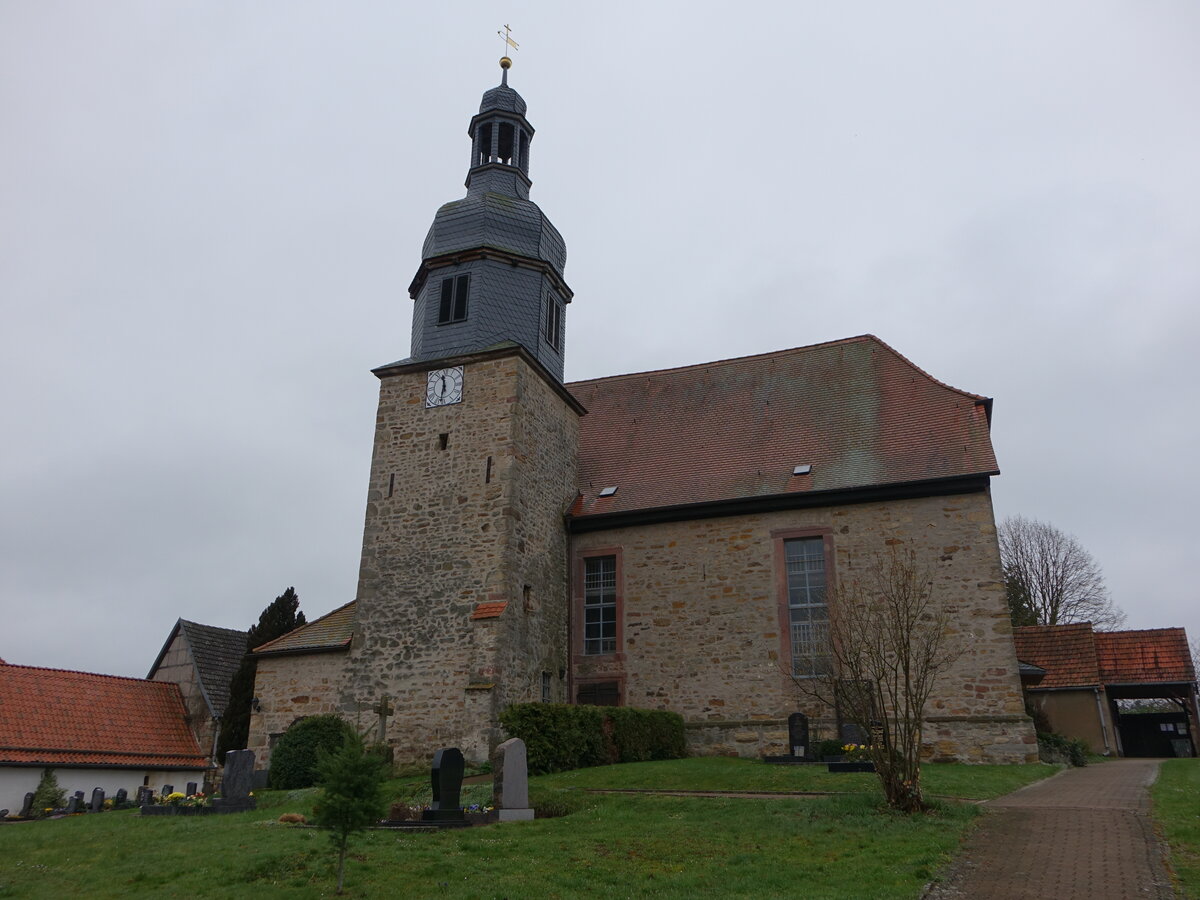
[417, 79, 566, 280]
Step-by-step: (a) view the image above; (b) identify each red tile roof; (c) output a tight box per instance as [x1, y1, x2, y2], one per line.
[1095, 628, 1196, 685]
[471, 601, 507, 620]
[1013, 624, 1101, 688]
[253, 601, 355, 656]
[0, 665, 207, 769]
[567, 335, 997, 518]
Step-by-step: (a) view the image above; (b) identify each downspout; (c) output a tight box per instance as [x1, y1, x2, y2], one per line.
[1094, 688, 1112, 756]
[210, 716, 221, 766]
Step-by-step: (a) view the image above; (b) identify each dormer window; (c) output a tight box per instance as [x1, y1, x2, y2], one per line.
[438, 274, 470, 325]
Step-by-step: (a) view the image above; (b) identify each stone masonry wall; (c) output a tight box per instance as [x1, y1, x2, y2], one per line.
[247, 650, 350, 770]
[570, 489, 1036, 763]
[340, 351, 579, 763]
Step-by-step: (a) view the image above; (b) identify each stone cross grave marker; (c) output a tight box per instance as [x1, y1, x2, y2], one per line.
[213, 748, 257, 811]
[492, 737, 534, 821]
[20, 792, 34, 818]
[421, 747, 466, 823]
[90, 788, 105, 812]
[788, 712, 809, 760]
[373, 694, 395, 745]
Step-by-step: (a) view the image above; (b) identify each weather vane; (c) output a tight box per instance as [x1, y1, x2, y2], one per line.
[497, 24, 519, 74]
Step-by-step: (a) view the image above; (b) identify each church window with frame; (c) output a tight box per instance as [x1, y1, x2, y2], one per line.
[583, 555, 618, 655]
[438, 274, 470, 325]
[783, 536, 831, 678]
[543, 293, 563, 352]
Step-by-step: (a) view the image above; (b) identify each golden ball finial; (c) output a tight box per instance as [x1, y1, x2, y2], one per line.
[499, 56, 512, 70]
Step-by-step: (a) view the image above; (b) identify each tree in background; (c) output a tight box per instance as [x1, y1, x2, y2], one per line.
[216, 587, 306, 762]
[313, 731, 388, 895]
[998, 516, 1125, 630]
[791, 547, 964, 814]
[30, 768, 66, 817]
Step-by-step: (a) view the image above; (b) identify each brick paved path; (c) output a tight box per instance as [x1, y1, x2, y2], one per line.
[927, 759, 1176, 899]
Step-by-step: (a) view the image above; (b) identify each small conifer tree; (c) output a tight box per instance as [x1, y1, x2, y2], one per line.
[30, 768, 66, 818]
[313, 732, 388, 895]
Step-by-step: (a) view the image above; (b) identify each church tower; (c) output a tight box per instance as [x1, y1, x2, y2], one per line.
[343, 59, 582, 762]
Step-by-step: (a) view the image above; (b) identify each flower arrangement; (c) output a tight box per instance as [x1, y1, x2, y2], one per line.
[842, 743, 873, 762]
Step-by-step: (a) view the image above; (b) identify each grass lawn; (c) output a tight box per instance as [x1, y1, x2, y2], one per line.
[1152, 759, 1200, 899]
[0, 759, 1054, 898]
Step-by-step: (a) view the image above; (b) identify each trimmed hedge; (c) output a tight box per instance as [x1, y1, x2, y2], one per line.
[499, 703, 686, 774]
[268, 715, 357, 789]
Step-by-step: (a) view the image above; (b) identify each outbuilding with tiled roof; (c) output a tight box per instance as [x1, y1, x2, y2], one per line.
[0, 663, 208, 812]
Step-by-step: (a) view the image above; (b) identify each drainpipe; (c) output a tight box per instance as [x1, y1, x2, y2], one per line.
[210, 716, 221, 766]
[1093, 688, 1112, 755]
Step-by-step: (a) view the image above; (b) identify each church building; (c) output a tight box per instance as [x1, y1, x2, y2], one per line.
[246, 61, 1036, 766]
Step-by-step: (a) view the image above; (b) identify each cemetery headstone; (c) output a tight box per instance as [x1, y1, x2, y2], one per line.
[90, 788, 105, 812]
[492, 737, 534, 822]
[0, 809, 7, 819]
[212, 748, 257, 812]
[840, 722, 869, 746]
[186, 782, 198, 796]
[136, 786, 153, 806]
[788, 712, 810, 760]
[114, 788, 128, 809]
[20, 792, 34, 818]
[66, 791, 84, 814]
[251, 769, 270, 791]
[161, 784, 174, 797]
[421, 747, 466, 823]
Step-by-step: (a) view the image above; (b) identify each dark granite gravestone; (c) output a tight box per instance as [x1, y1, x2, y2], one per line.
[788, 712, 810, 759]
[20, 792, 34, 818]
[251, 769, 270, 791]
[136, 786, 154, 806]
[840, 722, 869, 746]
[161, 784, 174, 797]
[0, 809, 7, 818]
[66, 791, 84, 814]
[421, 747, 466, 823]
[212, 748, 257, 812]
[492, 738, 534, 822]
[90, 788, 105, 812]
[114, 788, 128, 809]
[186, 782, 198, 796]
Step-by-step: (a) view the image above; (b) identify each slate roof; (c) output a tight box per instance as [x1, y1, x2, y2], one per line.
[253, 601, 355, 657]
[147, 619, 249, 719]
[1095, 628, 1196, 685]
[0, 665, 207, 769]
[1013, 624, 1102, 689]
[567, 335, 998, 519]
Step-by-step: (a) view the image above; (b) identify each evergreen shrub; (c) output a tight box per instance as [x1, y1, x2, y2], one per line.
[269, 715, 357, 789]
[1037, 731, 1089, 767]
[30, 768, 66, 817]
[500, 703, 686, 774]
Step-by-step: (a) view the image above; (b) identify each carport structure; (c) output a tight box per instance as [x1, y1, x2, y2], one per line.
[1014, 624, 1197, 758]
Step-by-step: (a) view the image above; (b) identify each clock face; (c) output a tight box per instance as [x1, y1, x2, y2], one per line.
[425, 366, 464, 408]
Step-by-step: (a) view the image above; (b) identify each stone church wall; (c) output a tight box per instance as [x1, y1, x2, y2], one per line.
[247, 651, 350, 768]
[569, 489, 1036, 763]
[338, 351, 578, 764]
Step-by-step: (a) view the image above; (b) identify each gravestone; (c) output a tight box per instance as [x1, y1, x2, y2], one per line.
[90, 788, 105, 812]
[839, 722, 869, 746]
[186, 782, 198, 796]
[212, 748, 257, 812]
[66, 791, 84, 814]
[136, 786, 154, 806]
[251, 769, 270, 791]
[788, 713, 810, 760]
[20, 792, 34, 818]
[0, 809, 7, 819]
[420, 747, 466, 823]
[161, 784, 174, 797]
[492, 738, 534, 822]
[114, 788, 128, 809]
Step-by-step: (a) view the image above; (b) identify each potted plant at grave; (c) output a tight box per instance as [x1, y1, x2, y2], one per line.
[827, 743, 876, 773]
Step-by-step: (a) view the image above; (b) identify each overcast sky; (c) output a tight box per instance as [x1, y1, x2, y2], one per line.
[3, 2, 1197, 679]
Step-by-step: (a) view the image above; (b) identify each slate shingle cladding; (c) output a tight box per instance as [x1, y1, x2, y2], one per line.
[177, 620, 248, 718]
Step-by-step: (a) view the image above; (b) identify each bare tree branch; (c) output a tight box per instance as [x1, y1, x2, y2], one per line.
[998, 516, 1125, 630]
